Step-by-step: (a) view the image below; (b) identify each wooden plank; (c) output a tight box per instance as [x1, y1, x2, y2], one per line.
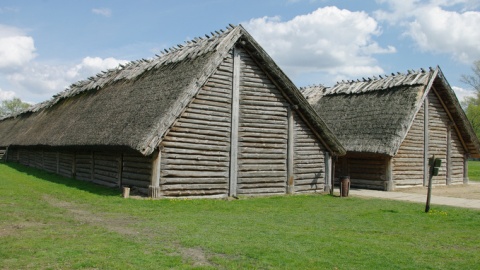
[229, 47, 240, 197]
[424, 98, 429, 186]
[161, 177, 228, 184]
[287, 107, 294, 194]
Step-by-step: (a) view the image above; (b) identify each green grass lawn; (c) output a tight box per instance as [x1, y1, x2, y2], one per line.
[468, 160, 480, 181]
[1, 162, 480, 269]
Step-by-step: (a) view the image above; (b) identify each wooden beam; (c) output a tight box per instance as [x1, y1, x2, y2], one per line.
[324, 151, 331, 193]
[446, 123, 452, 185]
[287, 106, 294, 194]
[149, 149, 161, 198]
[464, 153, 469, 184]
[229, 46, 240, 197]
[423, 97, 429, 186]
[386, 156, 393, 191]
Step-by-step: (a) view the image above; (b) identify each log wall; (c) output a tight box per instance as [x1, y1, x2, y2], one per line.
[293, 114, 326, 193]
[160, 52, 233, 197]
[5, 147, 152, 191]
[428, 91, 449, 185]
[237, 48, 288, 196]
[393, 102, 425, 187]
[450, 130, 465, 183]
[336, 153, 387, 190]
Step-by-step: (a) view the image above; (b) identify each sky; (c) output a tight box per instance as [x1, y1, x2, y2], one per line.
[0, 0, 479, 104]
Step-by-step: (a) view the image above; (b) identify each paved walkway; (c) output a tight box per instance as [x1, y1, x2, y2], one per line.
[348, 189, 480, 210]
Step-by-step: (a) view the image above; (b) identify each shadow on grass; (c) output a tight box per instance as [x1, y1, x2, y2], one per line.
[3, 162, 120, 197]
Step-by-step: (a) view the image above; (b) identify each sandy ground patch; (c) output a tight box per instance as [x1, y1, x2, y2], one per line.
[395, 182, 480, 200]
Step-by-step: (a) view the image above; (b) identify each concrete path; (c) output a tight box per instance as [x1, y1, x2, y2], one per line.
[348, 189, 480, 210]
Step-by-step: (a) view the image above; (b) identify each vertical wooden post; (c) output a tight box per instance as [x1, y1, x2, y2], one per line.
[90, 151, 95, 181]
[464, 154, 469, 184]
[330, 155, 336, 195]
[423, 97, 429, 186]
[56, 151, 60, 174]
[286, 106, 294, 194]
[229, 47, 241, 197]
[118, 153, 123, 187]
[385, 156, 393, 191]
[72, 152, 76, 179]
[324, 151, 331, 193]
[149, 149, 161, 198]
[446, 123, 452, 185]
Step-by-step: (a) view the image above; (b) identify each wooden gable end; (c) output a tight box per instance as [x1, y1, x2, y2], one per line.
[156, 46, 330, 198]
[392, 88, 467, 189]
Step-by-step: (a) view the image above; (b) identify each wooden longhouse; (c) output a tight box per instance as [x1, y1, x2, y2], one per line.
[0, 25, 345, 198]
[302, 67, 480, 190]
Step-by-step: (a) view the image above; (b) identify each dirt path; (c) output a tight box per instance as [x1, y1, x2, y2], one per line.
[395, 182, 480, 200]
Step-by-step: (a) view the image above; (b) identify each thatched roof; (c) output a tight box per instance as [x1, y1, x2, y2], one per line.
[302, 67, 480, 158]
[0, 25, 345, 156]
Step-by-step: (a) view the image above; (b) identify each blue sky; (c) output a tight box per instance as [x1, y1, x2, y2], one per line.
[0, 0, 479, 103]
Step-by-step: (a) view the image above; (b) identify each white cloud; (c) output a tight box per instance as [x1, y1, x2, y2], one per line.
[8, 57, 128, 98]
[0, 88, 15, 101]
[0, 25, 36, 71]
[452, 86, 476, 102]
[243, 6, 395, 83]
[406, 7, 480, 63]
[92, 8, 112, 17]
[375, 0, 480, 63]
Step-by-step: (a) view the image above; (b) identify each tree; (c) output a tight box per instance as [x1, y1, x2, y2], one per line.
[0, 97, 30, 118]
[461, 60, 480, 139]
[461, 60, 480, 92]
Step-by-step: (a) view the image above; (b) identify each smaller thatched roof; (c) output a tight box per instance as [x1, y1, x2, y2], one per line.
[0, 25, 345, 156]
[302, 67, 480, 158]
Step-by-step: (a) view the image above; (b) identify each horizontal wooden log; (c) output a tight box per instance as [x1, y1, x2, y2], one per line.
[93, 173, 118, 184]
[238, 171, 286, 178]
[163, 147, 229, 157]
[163, 135, 229, 146]
[239, 147, 286, 154]
[172, 122, 230, 133]
[162, 184, 228, 191]
[295, 179, 324, 186]
[161, 177, 228, 184]
[94, 169, 118, 179]
[240, 104, 287, 112]
[192, 98, 231, 109]
[239, 142, 286, 149]
[238, 153, 287, 159]
[295, 173, 324, 180]
[122, 166, 151, 175]
[181, 111, 231, 123]
[121, 178, 150, 188]
[162, 141, 229, 152]
[237, 187, 285, 195]
[188, 102, 231, 113]
[237, 183, 285, 189]
[170, 126, 229, 138]
[123, 161, 151, 170]
[241, 108, 286, 117]
[237, 177, 285, 184]
[161, 158, 228, 167]
[121, 171, 150, 181]
[162, 164, 228, 172]
[177, 117, 230, 128]
[161, 170, 229, 178]
[162, 189, 226, 197]
[239, 164, 286, 171]
[184, 107, 230, 118]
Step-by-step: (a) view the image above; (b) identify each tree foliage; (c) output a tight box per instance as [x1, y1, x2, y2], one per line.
[0, 98, 30, 118]
[461, 60, 480, 139]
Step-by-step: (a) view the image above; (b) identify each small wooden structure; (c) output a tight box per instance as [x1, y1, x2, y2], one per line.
[302, 67, 480, 190]
[0, 25, 345, 198]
